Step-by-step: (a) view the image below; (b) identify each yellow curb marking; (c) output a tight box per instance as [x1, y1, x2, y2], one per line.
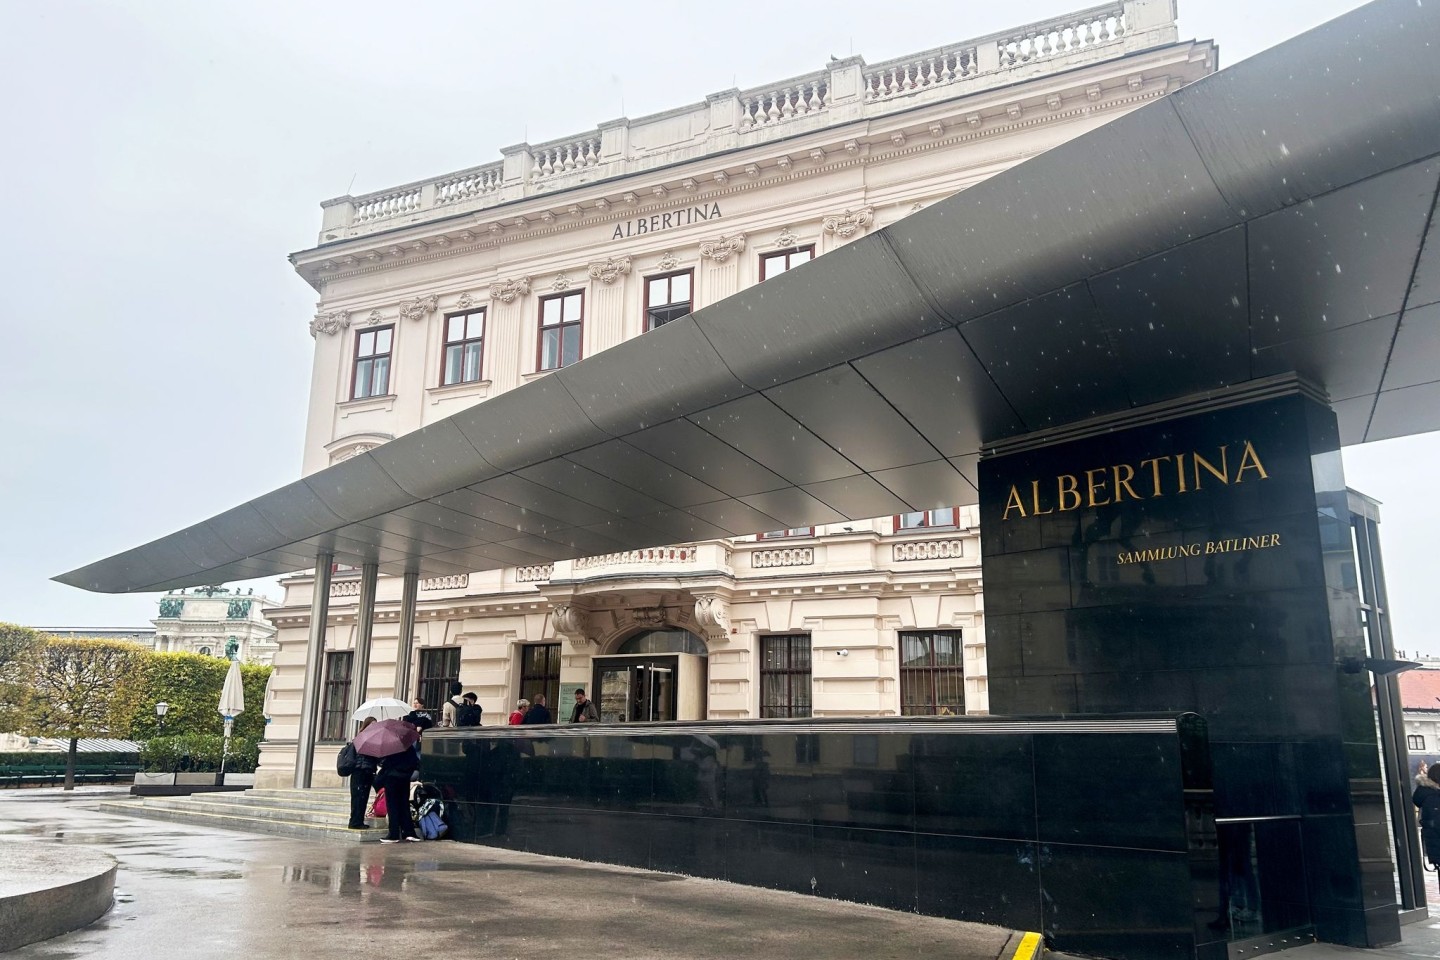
[1010, 931, 1044, 960]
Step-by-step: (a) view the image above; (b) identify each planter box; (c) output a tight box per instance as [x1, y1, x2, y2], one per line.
[223, 773, 255, 787]
[133, 772, 176, 787]
[176, 773, 218, 786]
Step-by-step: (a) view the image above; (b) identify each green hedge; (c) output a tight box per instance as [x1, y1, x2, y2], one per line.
[139, 734, 260, 773]
[0, 750, 138, 769]
[123, 654, 271, 741]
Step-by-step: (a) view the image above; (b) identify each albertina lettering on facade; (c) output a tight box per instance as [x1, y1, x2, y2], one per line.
[1001, 441, 1269, 521]
[611, 203, 721, 240]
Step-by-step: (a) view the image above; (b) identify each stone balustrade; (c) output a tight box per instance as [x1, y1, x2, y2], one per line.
[516, 564, 554, 583]
[893, 540, 966, 562]
[433, 163, 504, 207]
[575, 545, 698, 569]
[997, 3, 1127, 68]
[739, 75, 830, 128]
[351, 186, 424, 225]
[531, 137, 601, 180]
[864, 47, 978, 102]
[421, 574, 469, 591]
[329, 579, 361, 597]
[750, 547, 814, 569]
[317, 0, 1169, 241]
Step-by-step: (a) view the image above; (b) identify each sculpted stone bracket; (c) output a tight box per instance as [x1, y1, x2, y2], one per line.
[490, 276, 532, 303]
[822, 206, 875, 238]
[587, 255, 632, 284]
[552, 602, 597, 648]
[699, 233, 747, 263]
[694, 595, 730, 645]
[309, 310, 351, 338]
[398, 294, 439, 323]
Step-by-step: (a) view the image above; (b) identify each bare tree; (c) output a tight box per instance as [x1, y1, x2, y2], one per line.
[24, 637, 144, 790]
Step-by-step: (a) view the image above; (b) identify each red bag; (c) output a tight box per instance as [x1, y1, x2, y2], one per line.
[372, 788, 388, 818]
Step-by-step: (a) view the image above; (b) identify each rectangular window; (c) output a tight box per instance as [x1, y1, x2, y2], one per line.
[320, 651, 353, 741]
[441, 309, 486, 385]
[538, 291, 584, 370]
[899, 630, 965, 716]
[760, 634, 812, 718]
[759, 245, 814, 282]
[1410, 735, 1426, 751]
[520, 643, 562, 710]
[352, 326, 394, 399]
[897, 508, 961, 530]
[416, 647, 461, 713]
[645, 270, 693, 331]
[760, 528, 814, 539]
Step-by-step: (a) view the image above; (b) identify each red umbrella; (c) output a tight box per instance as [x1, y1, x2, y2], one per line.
[353, 718, 420, 759]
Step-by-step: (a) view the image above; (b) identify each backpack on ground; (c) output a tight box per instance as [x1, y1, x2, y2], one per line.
[417, 798, 448, 839]
[455, 702, 482, 727]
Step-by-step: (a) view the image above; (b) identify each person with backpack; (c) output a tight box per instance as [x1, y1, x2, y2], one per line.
[440, 681, 465, 728]
[337, 717, 379, 830]
[455, 692, 482, 727]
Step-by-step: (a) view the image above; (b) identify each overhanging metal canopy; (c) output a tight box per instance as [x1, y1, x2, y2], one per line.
[59, 0, 1440, 594]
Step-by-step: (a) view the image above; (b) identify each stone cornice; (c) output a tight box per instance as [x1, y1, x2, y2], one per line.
[293, 73, 1177, 292]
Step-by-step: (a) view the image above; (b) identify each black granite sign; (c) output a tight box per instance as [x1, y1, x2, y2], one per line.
[980, 392, 1397, 952]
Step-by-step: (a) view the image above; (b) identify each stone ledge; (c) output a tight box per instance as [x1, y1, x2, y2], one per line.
[0, 841, 115, 951]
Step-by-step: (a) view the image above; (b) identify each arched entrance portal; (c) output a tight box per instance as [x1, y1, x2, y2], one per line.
[593, 628, 708, 723]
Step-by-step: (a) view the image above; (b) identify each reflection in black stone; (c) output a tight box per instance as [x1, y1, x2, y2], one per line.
[423, 715, 1212, 960]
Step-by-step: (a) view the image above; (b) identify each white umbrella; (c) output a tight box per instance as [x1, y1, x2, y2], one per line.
[219, 658, 246, 720]
[353, 697, 410, 723]
[218, 658, 245, 780]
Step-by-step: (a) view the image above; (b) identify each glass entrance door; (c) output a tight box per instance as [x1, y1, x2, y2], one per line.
[595, 657, 678, 722]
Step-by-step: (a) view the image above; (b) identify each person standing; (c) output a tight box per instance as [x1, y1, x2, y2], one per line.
[570, 688, 599, 723]
[455, 692, 483, 727]
[440, 682, 464, 728]
[508, 698, 529, 725]
[1415, 764, 1440, 895]
[344, 717, 378, 829]
[377, 723, 423, 843]
[521, 694, 552, 724]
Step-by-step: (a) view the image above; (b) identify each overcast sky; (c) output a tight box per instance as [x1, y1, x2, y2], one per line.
[2, 0, 1433, 652]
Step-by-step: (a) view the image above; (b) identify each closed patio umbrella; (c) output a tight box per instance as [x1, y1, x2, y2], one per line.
[218, 658, 245, 779]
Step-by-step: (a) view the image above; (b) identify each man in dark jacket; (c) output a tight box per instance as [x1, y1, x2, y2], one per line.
[521, 693, 552, 724]
[377, 728, 422, 843]
[346, 717, 379, 829]
[570, 688, 599, 723]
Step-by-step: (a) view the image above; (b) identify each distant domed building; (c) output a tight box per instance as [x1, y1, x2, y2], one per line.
[151, 586, 278, 664]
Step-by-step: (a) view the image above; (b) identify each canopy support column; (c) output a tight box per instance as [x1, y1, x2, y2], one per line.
[347, 562, 379, 736]
[293, 552, 333, 789]
[394, 571, 419, 700]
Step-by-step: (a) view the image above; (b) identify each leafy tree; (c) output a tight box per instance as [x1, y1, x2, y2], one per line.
[23, 637, 145, 790]
[120, 652, 271, 741]
[0, 623, 42, 730]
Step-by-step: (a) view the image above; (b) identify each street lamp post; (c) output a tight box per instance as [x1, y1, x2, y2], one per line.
[155, 701, 169, 736]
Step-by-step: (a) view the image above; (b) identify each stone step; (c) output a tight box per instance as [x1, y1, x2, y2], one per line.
[96, 800, 384, 844]
[135, 796, 369, 828]
[217, 791, 354, 813]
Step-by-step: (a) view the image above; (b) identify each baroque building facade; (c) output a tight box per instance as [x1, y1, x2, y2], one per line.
[153, 586, 279, 664]
[259, 0, 1216, 786]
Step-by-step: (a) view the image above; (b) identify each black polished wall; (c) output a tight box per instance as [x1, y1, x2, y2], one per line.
[979, 392, 1399, 949]
[423, 716, 1214, 960]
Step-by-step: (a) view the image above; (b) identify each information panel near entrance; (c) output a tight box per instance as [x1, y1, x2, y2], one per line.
[979, 388, 1400, 953]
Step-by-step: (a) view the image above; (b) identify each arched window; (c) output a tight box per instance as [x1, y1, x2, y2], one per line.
[616, 629, 708, 657]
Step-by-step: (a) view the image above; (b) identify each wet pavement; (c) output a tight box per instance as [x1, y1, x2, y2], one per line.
[0, 788, 1021, 960]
